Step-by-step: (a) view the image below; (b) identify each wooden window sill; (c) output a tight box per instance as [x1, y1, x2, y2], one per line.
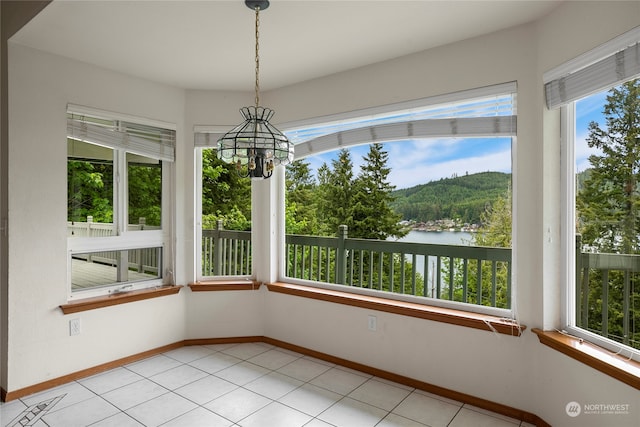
[532, 328, 640, 390]
[188, 280, 261, 291]
[267, 282, 525, 336]
[59, 285, 183, 314]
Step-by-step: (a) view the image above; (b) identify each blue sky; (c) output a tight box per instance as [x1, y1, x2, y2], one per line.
[575, 91, 607, 172]
[287, 90, 608, 191]
[302, 137, 512, 190]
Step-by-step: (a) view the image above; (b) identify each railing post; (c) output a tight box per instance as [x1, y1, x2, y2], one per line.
[336, 225, 348, 285]
[214, 220, 224, 276]
[575, 234, 582, 327]
[87, 216, 94, 261]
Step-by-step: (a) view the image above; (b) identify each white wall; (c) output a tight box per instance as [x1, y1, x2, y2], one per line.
[5, 1, 640, 426]
[255, 2, 640, 426]
[6, 44, 188, 391]
[260, 19, 544, 421]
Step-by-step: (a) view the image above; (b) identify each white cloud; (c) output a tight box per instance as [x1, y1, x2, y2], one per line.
[389, 149, 511, 189]
[301, 138, 511, 190]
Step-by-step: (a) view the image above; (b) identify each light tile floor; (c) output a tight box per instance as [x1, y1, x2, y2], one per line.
[1, 342, 536, 427]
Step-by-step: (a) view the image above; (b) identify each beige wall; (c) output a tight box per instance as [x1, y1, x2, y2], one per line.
[5, 1, 640, 426]
[6, 45, 189, 391]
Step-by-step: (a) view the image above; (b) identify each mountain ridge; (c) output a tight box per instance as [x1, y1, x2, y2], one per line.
[390, 171, 511, 224]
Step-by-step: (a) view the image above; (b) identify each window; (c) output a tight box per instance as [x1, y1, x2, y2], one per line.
[194, 129, 252, 280]
[67, 106, 175, 298]
[553, 27, 640, 360]
[280, 83, 516, 317]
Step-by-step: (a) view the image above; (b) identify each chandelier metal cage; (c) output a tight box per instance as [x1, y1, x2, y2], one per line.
[217, 0, 293, 179]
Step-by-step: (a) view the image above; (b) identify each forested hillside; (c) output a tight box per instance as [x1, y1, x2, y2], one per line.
[390, 171, 511, 224]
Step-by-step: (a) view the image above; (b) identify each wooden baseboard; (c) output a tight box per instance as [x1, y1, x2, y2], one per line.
[262, 337, 549, 426]
[183, 336, 264, 346]
[1, 341, 184, 402]
[1, 336, 550, 426]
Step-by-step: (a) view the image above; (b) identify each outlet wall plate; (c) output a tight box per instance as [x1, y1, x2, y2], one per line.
[367, 315, 377, 331]
[69, 318, 81, 336]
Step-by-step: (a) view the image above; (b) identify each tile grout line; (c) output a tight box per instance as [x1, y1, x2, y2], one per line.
[5, 343, 522, 427]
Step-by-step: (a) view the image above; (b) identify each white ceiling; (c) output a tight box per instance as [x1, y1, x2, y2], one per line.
[12, 0, 563, 91]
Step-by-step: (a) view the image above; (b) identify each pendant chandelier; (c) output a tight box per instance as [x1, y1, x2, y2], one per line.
[217, 0, 293, 179]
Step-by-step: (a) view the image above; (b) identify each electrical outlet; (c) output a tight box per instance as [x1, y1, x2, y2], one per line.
[69, 318, 81, 336]
[367, 315, 377, 331]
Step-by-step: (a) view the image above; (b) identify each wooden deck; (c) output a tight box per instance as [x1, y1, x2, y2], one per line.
[71, 259, 157, 290]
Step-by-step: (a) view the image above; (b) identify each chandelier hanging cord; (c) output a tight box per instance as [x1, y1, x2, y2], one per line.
[254, 5, 260, 109]
[216, 0, 293, 180]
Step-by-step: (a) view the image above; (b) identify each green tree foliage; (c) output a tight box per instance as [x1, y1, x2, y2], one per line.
[578, 80, 640, 253]
[128, 160, 161, 227]
[285, 145, 419, 291]
[286, 159, 322, 235]
[67, 159, 113, 223]
[317, 149, 355, 235]
[576, 79, 640, 349]
[473, 190, 512, 249]
[201, 149, 251, 229]
[351, 143, 408, 240]
[469, 191, 511, 308]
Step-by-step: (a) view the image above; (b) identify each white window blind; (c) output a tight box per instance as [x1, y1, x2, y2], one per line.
[544, 26, 640, 109]
[194, 82, 516, 159]
[289, 83, 516, 160]
[67, 109, 176, 162]
[194, 128, 225, 148]
[293, 116, 516, 159]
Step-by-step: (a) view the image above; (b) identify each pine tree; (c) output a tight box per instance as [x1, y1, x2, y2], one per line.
[318, 149, 355, 235]
[473, 190, 512, 249]
[351, 143, 407, 240]
[285, 159, 321, 235]
[577, 79, 640, 253]
[463, 191, 512, 308]
[576, 78, 640, 348]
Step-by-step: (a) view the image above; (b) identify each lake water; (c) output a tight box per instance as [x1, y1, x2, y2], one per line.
[392, 231, 474, 282]
[397, 230, 474, 246]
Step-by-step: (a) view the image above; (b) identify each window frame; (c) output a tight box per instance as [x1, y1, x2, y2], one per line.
[193, 126, 254, 282]
[277, 83, 518, 318]
[66, 106, 175, 300]
[552, 25, 640, 360]
[561, 96, 640, 362]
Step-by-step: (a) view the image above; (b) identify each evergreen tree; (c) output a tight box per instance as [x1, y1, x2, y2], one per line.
[351, 143, 407, 240]
[319, 149, 355, 235]
[460, 190, 512, 308]
[285, 159, 321, 235]
[577, 79, 640, 253]
[576, 78, 640, 348]
[473, 190, 512, 248]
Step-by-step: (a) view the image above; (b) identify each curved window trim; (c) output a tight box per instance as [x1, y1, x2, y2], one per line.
[280, 82, 517, 134]
[277, 82, 517, 319]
